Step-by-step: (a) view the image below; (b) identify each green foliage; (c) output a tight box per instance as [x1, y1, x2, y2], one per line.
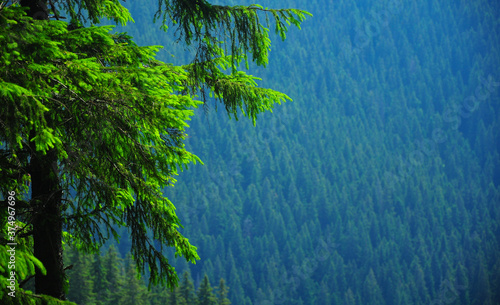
[143, 1, 312, 124]
[101, 245, 124, 304]
[120, 255, 148, 305]
[217, 279, 231, 305]
[5, 0, 499, 304]
[197, 275, 217, 305]
[66, 250, 96, 305]
[0, 293, 77, 305]
[1, 0, 310, 301]
[63, 249, 227, 305]
[134, 0, 500, 304]
[179, 270, 196, 304]
[1, 5, 202, 288]
[154, 1, 311, 68]
[0, 195, 47, 302]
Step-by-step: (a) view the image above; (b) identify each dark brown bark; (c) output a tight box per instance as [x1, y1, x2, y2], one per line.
[29, 146, 65, 299]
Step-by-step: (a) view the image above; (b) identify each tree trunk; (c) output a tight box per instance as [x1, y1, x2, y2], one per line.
[20, 0, 49, 20]
[30, 147, 65, 299]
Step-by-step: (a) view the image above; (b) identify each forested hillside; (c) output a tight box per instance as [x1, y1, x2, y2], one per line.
[60, 246, 230, 305]
[81, 0, 500, 304]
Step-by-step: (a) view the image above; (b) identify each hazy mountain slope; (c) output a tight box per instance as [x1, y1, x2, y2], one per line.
[100, 0, 500, 304]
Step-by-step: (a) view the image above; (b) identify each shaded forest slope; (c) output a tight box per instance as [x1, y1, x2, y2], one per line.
[105, 0, 500, 304]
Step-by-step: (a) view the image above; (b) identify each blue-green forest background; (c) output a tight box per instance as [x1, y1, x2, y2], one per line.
[63, 0, 500, 304]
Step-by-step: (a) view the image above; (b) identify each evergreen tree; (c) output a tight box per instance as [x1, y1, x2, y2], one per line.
[362, 269, 384, 305]
[343, 288, 357, 305]
[66, 249, 96, 305]
[197, 275, 217, 305]
[120, 255, 148, 305]
[168, 286, 187, 305]
[149, 284, 170, 305]
[217, 278, 231, 305]
[102, 245, 125, 304]
[92, 252, 109, 305]
[471, 255, 493, 305]
[179, 271, 196, 305]
[0, 0, 310, 300]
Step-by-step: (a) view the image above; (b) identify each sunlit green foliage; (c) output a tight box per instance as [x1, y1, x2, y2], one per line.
[0, 0, 310, 302]
[1, 6, 201, 291]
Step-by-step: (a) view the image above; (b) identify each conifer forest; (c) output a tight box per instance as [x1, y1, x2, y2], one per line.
[1, 0, 499, 304]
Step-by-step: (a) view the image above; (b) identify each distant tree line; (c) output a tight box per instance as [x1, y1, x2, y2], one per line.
[21, 245, 230, 305]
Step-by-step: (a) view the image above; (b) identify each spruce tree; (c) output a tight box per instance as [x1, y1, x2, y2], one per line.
[0, 0, 310, 300]
[197, 275, 217, 305]
[217, 278, 231, 305]
[120, 255, 148, 305]
[362, 269, 384, 305]
[148, 284, 170, 305]
[102, 245, 124, 304]
[179, 271, 196, 305]
[92, 253, 109, 305]
[66, 249, 96, 305]
[168, 285, 187, 305]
